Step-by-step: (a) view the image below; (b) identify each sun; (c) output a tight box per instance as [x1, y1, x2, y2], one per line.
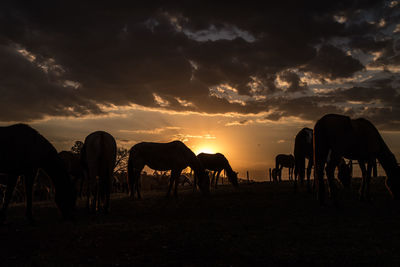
[194, 146, 216, 155]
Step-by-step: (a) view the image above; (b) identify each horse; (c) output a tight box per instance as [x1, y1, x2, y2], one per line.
[294, 127, 313, 191]
[293, 127, 372, 192]
[0, 124, 76, 223]
[58, 151, 85, 198]
[269, 168, 279, 182]
[314, 114, 400, 204]
[197, 152, 238, 189]
[81, 131, 116, 213]
[127, 141, 210, 199]
[275, 154, 295, 181]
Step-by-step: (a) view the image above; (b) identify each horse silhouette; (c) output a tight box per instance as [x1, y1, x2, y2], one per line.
[81, 131, 116, 213]
[294, 127, 313, 191]
[127, 141, 210, 199]
[269, 168, 279, 182]
[314, 114, 400, 204]
[275, 154, 295, 181]
[0, 124, 76, 223]
[58, 151, 85, 198]
[293, 127, 370, 192]
[197, 153, 238, 188]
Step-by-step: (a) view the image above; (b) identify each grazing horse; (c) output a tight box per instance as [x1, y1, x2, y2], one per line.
[314, 114, 400, 204]
[0, 124, 76, 223]
[294, 127, 314, 191]
[275, 154, 295, 181]
[81, 131, 116, 213]
[127, 141, 210, 199]
[197, 153, 238, 189]
[58, 151, 85, 197]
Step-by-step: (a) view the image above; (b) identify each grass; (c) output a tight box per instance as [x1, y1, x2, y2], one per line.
[1, 178, 400, 266]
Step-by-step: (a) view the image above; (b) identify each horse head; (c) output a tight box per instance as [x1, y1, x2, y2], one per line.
[228, 170, 239, 187]
[54, 172, 77, 221]
[196, 170, 210, 195]
[385, 166, 400, 200]
[338, 160, 352, 188]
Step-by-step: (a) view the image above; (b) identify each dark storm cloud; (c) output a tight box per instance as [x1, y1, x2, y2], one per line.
[1, 0, 397, 128]
[0, 44, 102, 121]
[301, 44, 364, 79]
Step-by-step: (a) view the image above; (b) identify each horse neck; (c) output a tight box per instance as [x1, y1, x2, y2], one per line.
[377, 138, 398, 175]
[377, 149, 398, 175]
[42, 156, 70, 191]
[223, 160, 234, 174]
[188, 153, 204, 174]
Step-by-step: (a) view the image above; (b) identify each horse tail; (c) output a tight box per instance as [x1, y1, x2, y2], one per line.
[127, 148, 135, 197]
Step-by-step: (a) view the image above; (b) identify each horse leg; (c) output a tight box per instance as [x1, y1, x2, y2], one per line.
[211, 171, 216, 188]
[173, 170, 181, 198]
[326, 157, 339, 203]
[24, 172, 36, 224]
[293, 167, 298, 192]
[358, 160, 367, 201]
[306, 159, 313, 193]
[104, 173, 112, 214]
[0, 174, 18, 224]
[166, 173, 174, 198]
[316, 160, 326, 204]
[365, 160, 374, 201]
[136, 172, 142, 200]
[215, 171, 222, 189]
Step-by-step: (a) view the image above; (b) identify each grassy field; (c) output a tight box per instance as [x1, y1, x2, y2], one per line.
[1, 178, 400, 266]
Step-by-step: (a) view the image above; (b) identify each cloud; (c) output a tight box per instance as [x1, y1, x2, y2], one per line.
[1, 0, 398, 130]
[301, 45, 364, 80]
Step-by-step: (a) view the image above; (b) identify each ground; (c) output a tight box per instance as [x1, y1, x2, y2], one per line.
[1, 178, 400, 266]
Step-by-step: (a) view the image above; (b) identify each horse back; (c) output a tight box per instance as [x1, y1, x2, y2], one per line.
[0, 124, 58, 174]
[130, 141, 194, 171]
[197, 152, 228, 171]
[83, 131, 116, 176]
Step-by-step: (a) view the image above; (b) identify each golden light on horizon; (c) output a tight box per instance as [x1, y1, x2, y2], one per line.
[194, 145, 217, 155]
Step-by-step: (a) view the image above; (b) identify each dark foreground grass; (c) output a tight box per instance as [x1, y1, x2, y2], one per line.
[1, 178, 400, 266]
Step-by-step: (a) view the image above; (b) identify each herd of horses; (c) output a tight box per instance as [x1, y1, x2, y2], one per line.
[0, 113, 399, 223]
[269, 114, 400, 204]
[0, 125, 238, 223]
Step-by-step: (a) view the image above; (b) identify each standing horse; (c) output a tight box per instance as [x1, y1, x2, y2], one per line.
[197, 153, 238, 189]
[275, 154, 295, 181]
[127, 141, 210, 199]
[269, 168, 279, 182]
[294, 127, 313, 191]
[81, 131, 116, 213]
[314, 114, 400, 204]
[0, 124, 76, 223]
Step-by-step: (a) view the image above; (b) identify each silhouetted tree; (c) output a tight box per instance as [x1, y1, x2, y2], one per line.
[71, 141, 84, 154]
[114, 147, 129, 175]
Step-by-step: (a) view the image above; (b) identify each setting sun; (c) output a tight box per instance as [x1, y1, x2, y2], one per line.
[194, 146, 216, 155]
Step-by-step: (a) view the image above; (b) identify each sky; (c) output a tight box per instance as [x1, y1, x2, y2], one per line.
[1, 1, 400, 180]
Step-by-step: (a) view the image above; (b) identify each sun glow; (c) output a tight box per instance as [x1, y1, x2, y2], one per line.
[194, 146, 216, 155]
